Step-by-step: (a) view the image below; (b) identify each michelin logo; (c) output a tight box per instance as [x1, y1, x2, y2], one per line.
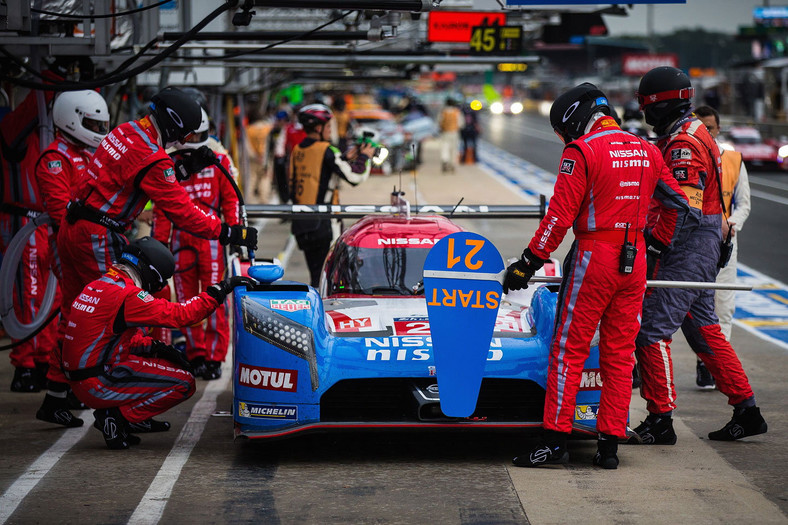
[575, 404, 599, 421]
[238, 401, 297, 420]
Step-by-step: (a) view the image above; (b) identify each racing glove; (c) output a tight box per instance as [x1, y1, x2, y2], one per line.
[503, 248, 544, 293]
[644, 232, 669, 280]
[173, 145, 217, 181]
[206, 276, 257, 304]
[150, 341, 193, 374]
[219, 223, 258, 250]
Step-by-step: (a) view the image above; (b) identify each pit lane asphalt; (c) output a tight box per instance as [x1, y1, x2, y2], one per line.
[1, 140, 786, 525]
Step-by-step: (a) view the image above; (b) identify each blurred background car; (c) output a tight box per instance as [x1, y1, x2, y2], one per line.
[721, 126, 780, 169]
[349, 108, 406, 174]
[489, 99, 524, 115]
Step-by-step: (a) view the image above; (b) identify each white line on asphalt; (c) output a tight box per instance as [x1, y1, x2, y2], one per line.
[749, 175, 788, 192]
[750, 188, 788, 205]
[127, 366, 230, 525]
[0, 410, 91, 525]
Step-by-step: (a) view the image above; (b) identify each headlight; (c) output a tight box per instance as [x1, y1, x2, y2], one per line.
[241, 295, 318, 390]
[779, 145, 788, 159]
[470, 99, 483, 111]
[510, 102, 523, 114]
[490, 102, 503, 114]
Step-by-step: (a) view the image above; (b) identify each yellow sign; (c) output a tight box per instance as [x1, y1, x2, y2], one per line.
[497, 63, 527, 72]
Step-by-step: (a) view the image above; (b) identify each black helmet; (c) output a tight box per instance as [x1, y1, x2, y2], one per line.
[297, 103, 333, 130]
[179, 86, 208, 109]
[119, 237, 175, 293]
[149, 87, 203, 145]
[549, 83, 611, 143]
[636, 66, 694, 131]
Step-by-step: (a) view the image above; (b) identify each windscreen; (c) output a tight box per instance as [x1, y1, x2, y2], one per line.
[326, 244, 430, 296]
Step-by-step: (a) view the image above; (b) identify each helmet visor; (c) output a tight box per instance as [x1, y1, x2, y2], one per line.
[83, 117, 108, 135]
[185, 129, 210, 144]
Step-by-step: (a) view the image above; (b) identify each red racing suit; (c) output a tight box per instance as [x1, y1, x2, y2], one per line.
[33, 135, 94, 383]
[527, 117, 691, 438]
[636, 117, 756, 415]
[56, 116, 223, 320]
[1, 86, 58, 370]
[152, 151, 239, 364]
[62, 268, 219, 423]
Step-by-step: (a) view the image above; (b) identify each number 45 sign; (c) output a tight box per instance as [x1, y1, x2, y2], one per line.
[423, 232, 505, 416]
[469, 25, 522, 55]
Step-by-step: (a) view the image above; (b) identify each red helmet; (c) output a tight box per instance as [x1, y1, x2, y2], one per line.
[297, 103, 333, 129]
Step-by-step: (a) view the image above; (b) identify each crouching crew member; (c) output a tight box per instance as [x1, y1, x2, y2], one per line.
[504, 83, 691, 469]
[61, 237, 254, 449]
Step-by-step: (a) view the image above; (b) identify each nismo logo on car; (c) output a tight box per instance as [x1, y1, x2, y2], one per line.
[288, 204, 495, 214]
[364, 336, 504, 361]
[377, 238, 436, 246]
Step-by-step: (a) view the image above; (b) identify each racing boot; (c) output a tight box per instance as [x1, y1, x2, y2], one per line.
[34, 362, 49, 391]
[190, 356, 207, 378]
[708, 406, 767, 441]
[11, 367, 40, 393]
[36, 392, 84, 428]
[512, 430, 569, 467]
[593, 435, 619, 469]
[632, 414, 676, 445]
[128, 418, 171, 433]
[67, 389, 87, 410]
[93, 408, 133, 450]
[696, 360, 716, 390]
[202, 360, 222, 380]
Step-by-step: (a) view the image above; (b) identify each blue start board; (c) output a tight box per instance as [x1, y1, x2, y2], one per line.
[423, 232, 505, 417]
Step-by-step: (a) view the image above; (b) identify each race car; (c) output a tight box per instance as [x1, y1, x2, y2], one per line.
[721, 126, 780, 169]
[230, 197, 605, 440]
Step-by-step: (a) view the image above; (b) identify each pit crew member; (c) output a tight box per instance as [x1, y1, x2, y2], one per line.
[153, 108, 240, 380]
[504, 83, 691, 469]
[33, 90, 109, 427]
[56, 87, 257, 325]
[633, 67, 767, 444]
[694, 105, 751, 389]
[289, 103, 373, 287]
[62, 237, 253, 449]
[1, 73, 59, 395]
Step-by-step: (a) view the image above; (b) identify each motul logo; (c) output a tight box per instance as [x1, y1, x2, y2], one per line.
[238, 364, 297, 392]
[579, 369, 603, 391]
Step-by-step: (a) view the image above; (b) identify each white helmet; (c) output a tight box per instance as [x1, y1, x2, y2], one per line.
[176, 108, 210, 150]
[52, 90, 109, 148]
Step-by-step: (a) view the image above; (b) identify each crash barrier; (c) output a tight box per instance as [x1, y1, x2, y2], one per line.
[0, 212, 58, 339]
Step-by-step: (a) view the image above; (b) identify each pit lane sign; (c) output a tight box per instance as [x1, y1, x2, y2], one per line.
[428, 11, 506, 43]
[469, 25, 522, 55]
[423, 232, 504, 417]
